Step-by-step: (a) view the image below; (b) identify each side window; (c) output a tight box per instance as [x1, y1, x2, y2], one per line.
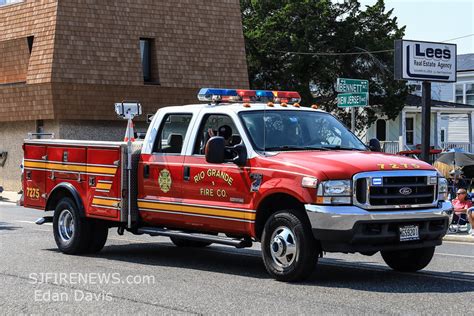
[152, 114, 192, 154]
[193, 114, 241, 155]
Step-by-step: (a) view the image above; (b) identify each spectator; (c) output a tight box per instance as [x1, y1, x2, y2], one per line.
[451, 188, 473, 234]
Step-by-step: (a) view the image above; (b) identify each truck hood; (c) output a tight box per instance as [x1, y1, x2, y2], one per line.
[260, 150, 435, 180]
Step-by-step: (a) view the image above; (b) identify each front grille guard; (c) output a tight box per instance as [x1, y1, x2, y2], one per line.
[353, 170, 439, 210]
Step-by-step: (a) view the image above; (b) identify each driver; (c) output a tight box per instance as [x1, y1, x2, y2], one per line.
[207, 125, 235, 159]
[208, 125, 233, 146]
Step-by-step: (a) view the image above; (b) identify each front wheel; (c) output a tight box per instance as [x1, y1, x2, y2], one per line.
[261, 210, 318, 282]
[381, 246, 435, 272]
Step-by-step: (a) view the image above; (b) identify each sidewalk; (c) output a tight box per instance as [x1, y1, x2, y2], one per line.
[1, 190, 473, 243]
[0, 190, 21, 204]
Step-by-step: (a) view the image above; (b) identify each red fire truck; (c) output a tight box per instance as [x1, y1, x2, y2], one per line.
[23, 88, 451, 281]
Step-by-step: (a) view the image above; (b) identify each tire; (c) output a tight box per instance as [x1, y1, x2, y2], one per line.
[381, 246, 435, 272]
[169, 237, 212, 248]
[53, 197, 92, 255]
[88, 221, 109, 253]
[261, 210, 318, 282]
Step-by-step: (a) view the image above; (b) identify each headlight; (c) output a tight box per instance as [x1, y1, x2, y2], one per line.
[438, 177, 448, 201]
[316, 180, 352, 205]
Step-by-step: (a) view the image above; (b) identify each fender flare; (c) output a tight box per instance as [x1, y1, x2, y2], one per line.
[46, 183, 85, 217]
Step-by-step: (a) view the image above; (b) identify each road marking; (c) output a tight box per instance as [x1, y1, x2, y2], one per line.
[436, 252, 474, 259]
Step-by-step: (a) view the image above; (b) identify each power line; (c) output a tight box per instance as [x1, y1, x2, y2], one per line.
[274, 34, 474, 57]
[442, 33, 474, 42]
[275, 49, 393, 56]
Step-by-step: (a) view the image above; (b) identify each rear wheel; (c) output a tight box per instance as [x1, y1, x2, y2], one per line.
[88, 221, 109, 253]
[381, 246, 435, 272]
[261, 210, 318, 282]
[53, 198, 92, 254]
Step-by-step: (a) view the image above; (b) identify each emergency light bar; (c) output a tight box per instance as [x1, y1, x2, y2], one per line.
[198, 88, 301, 104]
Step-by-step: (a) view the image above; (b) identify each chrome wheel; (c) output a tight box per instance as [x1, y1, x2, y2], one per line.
[58, 209, 74, 243]
[270, 226, 298, 269]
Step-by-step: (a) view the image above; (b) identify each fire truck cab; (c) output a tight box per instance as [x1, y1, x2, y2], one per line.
[24, 88, 452, 281]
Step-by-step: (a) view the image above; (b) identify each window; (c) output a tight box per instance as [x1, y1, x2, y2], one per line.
[239, 110, 366, 151]
[466, 84, 474, 105]
[440, 128, 446, 143]
[405, 117, 414, 146]
[152, 114, 192, 154]
[455, 84, 464, 104]
[375, 119, 387, 142]
[27, 36, 34, 54]
[140, 38, 159, 84]
[193, 114, 241, 155]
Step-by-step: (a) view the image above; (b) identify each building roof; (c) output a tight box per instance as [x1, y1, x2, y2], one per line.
[406, 94, 473, 108]
[458, 54, 474, 72]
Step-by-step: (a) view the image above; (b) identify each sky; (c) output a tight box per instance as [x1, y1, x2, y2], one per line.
[354, 0, 474, 54]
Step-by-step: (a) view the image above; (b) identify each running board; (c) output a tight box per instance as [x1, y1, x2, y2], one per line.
[136, 227, 252, 249]
[35, 216, 53, 225]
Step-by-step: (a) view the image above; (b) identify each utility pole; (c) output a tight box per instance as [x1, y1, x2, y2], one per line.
[421, 81, 431, 163]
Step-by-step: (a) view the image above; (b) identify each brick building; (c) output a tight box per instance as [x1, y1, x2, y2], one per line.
[0, 0, 249, 190]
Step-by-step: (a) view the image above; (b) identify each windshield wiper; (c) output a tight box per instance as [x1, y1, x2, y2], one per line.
[264, 146, 330, 152]
[320, 145, 365, 151]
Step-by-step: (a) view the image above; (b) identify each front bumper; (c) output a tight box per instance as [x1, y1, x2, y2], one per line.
[305, 201, 451, 253]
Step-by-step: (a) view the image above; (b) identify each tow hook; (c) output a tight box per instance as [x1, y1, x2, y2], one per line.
[35, 216, 53, 225]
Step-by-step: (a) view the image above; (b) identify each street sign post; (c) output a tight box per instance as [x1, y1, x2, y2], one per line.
[336, 78, 369, 93]
[337, 92, 369, 107]
[336, 78, 369, 132]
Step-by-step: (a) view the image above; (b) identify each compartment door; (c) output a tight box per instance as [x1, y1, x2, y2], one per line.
[23, 145, 47, 209]
[87, 147, 122, 220]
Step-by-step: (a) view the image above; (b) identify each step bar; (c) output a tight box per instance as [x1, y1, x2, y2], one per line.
[137, 227, 252, 249]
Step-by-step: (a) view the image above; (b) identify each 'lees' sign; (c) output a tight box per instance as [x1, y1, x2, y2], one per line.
[394, 40, 457, 82]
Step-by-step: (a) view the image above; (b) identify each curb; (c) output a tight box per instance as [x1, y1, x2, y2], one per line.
[443, 235, 474, 243]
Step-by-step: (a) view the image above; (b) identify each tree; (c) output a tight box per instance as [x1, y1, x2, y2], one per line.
[241, 0, 410, 130]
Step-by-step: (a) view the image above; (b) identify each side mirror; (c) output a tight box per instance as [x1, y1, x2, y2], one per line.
[368, 138, 382, 152]
[205, 137, 225, 164]
[230, 143, 248, 167]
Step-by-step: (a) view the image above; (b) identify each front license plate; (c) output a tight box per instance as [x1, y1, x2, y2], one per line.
[399, 225, 420, 242]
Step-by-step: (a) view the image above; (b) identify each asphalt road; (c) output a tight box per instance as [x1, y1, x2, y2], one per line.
[1, 201, 473, 315]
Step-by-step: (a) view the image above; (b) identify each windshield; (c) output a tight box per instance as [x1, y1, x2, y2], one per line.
[239, 110, 367, 152]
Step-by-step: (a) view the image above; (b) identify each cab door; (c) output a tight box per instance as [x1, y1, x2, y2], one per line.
[182, 113, 254, 235]
[138, 113, 194, 227]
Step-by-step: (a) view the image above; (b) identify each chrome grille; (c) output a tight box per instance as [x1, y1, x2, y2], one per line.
[353, 171, 438, 210]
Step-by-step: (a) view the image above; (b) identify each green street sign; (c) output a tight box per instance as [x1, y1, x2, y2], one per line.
[336, 78, 369, 93]
[337, 92, 369, 107]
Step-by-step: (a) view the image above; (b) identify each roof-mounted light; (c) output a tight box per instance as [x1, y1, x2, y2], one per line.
[273, 91, 302, 104]
[198, 88, 239, 102]
[197, 88, 301, 104]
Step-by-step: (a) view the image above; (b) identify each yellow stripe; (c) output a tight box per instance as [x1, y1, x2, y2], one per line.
[93, 198, 119, 207]
[96, 183, 112, 190]
[137, 201, 256, 221]
[24, 161, 117, 175]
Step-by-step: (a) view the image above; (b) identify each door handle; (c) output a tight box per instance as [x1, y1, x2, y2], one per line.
[144, 165, 150, 179]
[184, 166, 190, 181]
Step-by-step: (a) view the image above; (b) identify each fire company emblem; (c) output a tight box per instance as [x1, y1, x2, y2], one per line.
[159, 169, 172, 193]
